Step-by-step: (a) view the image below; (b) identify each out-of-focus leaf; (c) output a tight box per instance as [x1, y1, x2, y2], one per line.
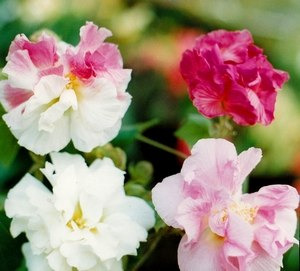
[0, 211, 24, 270]
[0, 105, 19, 167]
[175, 113, 211, 147]
[128, 161, 153, 186]
[113, 118, 159, 147]
[16, 260, 27, 271]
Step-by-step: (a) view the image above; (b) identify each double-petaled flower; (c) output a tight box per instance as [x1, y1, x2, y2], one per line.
[0, 22, 131, 155]
[180, 30, 289, 126]
[152, 138, 298, 271]
[5, 152, 155, 271]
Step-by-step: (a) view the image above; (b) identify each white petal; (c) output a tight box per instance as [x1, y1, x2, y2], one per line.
[47, 249, 72, 271]
[107, 196, 155, 230]
[22, 243, 52, 271]
[60, 243, 98, 270]
[38, 89, 77, 133]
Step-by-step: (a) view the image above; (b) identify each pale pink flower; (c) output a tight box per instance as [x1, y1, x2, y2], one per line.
[0, 22, 131, 155]
[152, 139, 298, 271]
[180, 30, 289, 126]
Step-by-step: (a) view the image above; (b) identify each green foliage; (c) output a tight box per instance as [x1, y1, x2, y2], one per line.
[0, 211, 24, 271]
[0, 105, 19, 167]
[175, 113, 211, 147]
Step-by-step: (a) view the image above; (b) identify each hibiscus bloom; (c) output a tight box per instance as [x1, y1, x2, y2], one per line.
[0, 22, 131, 155]
[5, 152, 155, 271]
[180, 30, 289, 126]
[152, 138, 298, 271]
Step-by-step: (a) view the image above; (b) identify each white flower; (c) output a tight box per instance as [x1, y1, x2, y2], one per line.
[5, 152, 155, 271]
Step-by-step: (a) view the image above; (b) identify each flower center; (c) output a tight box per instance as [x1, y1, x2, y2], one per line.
[65, 73, 81, 93]
[66, 203, 98, 233]
[67, 202, 86, 230]
[218, 201, 257, 224]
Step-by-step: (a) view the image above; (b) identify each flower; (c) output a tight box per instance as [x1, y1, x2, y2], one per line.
[152, 138, 298, 271]
[180, 30, 289, 126]
[0, 22, 131, 155]
[5, 152, 155, 271]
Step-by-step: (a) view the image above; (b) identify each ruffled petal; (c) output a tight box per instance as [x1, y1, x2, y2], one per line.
[152, 173, 185, 228]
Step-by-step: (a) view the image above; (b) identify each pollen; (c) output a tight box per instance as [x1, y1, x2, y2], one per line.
[65, 73, 81, 92]
[229, 202, 257, 224]
[67, 202, 86, 230]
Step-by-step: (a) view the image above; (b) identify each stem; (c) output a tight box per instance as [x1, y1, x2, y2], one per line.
[131, 227, 169, 271]
[136, 134, 188, 160]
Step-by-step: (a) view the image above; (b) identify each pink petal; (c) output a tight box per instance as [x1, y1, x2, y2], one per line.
[176, 197, 211, 242]
[254, 185, 299, 210]
[23, 34, 58, 69]
[178, 231, 224, 271]
[151, 174, 185, 229]
[181, 139, 239, 194]
[248, 242, 282, 271]
[237, 147, 262, 186]
[78, 22, 112, 54]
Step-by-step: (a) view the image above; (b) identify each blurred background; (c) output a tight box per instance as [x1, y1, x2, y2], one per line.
[0, 0, 299, 270]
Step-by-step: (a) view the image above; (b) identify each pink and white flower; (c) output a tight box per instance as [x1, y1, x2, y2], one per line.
[0, 22, 131, 155]
[152, 138, 299, 271]
[5, 152, 155, 271]
[180, 30, 289, 126]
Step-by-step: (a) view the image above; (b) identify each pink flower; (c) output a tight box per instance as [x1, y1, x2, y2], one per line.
[0, 22, 131, 155]
[152, 139, 299, 271]
[180, 30, 289, 126]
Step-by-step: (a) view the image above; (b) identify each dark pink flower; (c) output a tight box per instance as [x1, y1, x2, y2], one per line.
[180, 30, 289, 125]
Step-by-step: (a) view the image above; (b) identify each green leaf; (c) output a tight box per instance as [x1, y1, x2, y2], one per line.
[175, 113, 212, 147]
[0, 105, 19, 167]
[0, 211, 24, 270]
[113, 119, 159, 147]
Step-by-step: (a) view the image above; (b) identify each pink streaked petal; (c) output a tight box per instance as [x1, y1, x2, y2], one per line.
[1, 83, 32, 110]
[181, 139, 239, 193]
[192, 85, 226, 117]
[254, 224, 295, 259]
[78, 22, 112, 54]
[225, 84, 258, 125]
[254, 185, 299, 210]
[3, 50, 38, 90]
[176, 197, 211, 242]
[152, 174, 185, 229]
[23, 34, 58, 69]
[7, 34, 29, 57]
[249, 242, 282, 271]
[225, 212, 254, 254]
[237, 147, 262, 187]
[38, 65, 64, 78]
[85, 43, 123, 71]
[178, 231, 224, 271]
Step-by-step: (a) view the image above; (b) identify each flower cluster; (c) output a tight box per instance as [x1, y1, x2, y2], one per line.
[0, 22, 131, 155]
[180, 30, 289, 126]
[5, 152, 155, 271]
[152, 139, 299, 271]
